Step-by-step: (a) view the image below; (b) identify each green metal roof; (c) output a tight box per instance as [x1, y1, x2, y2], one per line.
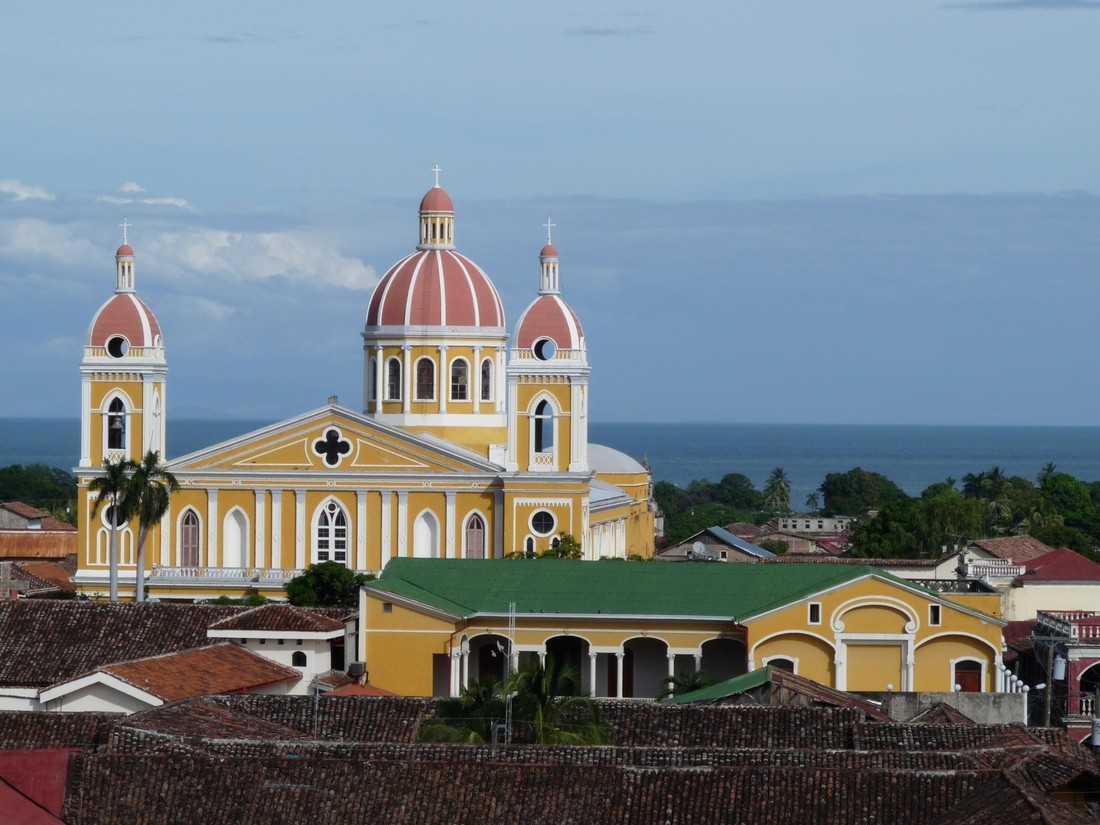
[665, 667, 772, 704]
[364, 558, 880, 621]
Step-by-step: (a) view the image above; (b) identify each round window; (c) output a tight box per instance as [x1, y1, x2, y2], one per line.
[533, 338, 557, 361]
[106, 336, 130, 358]
[531, 510, 555, 536]
[101, 504, 125, 527]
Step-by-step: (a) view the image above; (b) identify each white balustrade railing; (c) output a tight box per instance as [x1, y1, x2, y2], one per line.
[150, 566, 304, 582]
[964, 562, 1026, 580]
[531, 452, 555, 468]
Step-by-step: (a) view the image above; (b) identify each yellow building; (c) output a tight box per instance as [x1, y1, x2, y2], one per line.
[74, 182, 656, 601]
[359, 559, 1006, 698]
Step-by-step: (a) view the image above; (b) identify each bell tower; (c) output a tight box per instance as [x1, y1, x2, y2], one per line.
[79, 223, 167, 469]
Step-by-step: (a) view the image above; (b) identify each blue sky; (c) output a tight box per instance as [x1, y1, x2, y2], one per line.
[1, 2, 1098, 425]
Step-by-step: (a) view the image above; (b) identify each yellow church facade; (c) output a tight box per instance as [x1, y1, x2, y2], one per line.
[74, 182, 656, 601]
[359, 559, 1006, 698]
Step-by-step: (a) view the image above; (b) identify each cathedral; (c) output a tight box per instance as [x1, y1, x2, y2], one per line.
[74, 179, 656, 601]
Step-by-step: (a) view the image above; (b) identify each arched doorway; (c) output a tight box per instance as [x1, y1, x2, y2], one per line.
[222, 509, 247, 568]
[621, 637, 670, 699]
[953, 659, 983, 692]
[470, 634, 511, 686]
[701, 638, 748, 683]
[413, 511, 440, 558]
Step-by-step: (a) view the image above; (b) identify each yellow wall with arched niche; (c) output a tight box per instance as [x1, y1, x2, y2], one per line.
[914, 634, 999, 692]
[753, 632, 836, 684]
[514, 382, 575, 472]
[837, 603, 913, 634]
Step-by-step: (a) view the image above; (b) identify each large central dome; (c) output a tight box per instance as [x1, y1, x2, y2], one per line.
[364, 185, 505, 330]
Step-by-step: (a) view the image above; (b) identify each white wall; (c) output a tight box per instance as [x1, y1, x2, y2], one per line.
[1003, 584, 1100, 622]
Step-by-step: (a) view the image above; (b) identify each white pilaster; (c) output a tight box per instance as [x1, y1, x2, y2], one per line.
[445, 491, 456, 558]
[472, 346, 481, 414]
[270, 491, 282, 568]
[397, 491, 408, 557]
[374, 345, 384, 413]
[438, 345, 448, 414]
[207, 491, 218, 567]
[356, 490, 367, 570]
[380, 491, 392, 568]
[295, 490, 306, 569]
[80, 377, 92, 468]
[402, 346, 412, 414]
[254, 491, 266, 568]
[494, 490, 504, 558]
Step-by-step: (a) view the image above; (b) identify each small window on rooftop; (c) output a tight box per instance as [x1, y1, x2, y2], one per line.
[292, 651, 307, 667]
[278, 639, 285, 645]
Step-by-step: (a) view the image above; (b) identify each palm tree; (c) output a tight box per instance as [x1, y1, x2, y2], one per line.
[89, 456, 137, 602]
[128, 451, 179, 603]
[805, 492, 821, 513]
[1037, 462, 1057, 488]
[658, 669, 713, 700]
[764, 467, 791, 512]
[507, 656, 606, 745]
[417, 678, 505, 743]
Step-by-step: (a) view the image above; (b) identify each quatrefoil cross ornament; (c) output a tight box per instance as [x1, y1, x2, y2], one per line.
[313, 428, 352, 467]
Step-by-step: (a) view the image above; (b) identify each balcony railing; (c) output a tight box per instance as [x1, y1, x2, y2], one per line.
[963, 561, 1026, 580]
[149, 566, 304, 584]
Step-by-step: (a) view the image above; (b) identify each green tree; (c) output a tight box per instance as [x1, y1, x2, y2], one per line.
[540, 533, 582, 559]
[819, 467, 907, 516]
[88, 456, 137, 602]
[758, 539, 790, 556]
[285, 561, 375, 607]
[128, 451, 179, 603]
[805, 492, 821, 512]
[763, 467, 791, 512]
[418, 656, 606, 745]
[658, 669, 713, 700]
[0, 464, 77, 519]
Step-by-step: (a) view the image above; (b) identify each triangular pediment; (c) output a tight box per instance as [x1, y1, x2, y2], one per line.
[168, 406, 499, 475]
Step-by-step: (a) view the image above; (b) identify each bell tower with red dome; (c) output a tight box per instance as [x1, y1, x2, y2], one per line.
[362, 170, 509, 455]
[79, 223, 167, 470]
[506, 223, 590, 474]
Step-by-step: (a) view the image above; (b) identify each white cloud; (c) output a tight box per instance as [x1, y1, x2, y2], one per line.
[177, 295, 236, 322]
[0, 180, 55, 202]
[121, 182, 146, 193]
[150, 228, 377, 290]
[0, 219, 99, 265]
[96, 193, 193, 210]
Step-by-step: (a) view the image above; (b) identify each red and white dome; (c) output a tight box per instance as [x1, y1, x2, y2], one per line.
[365, 185, 505, 329]
[515, 294, 584, 350]
[87, 293, 162, 349]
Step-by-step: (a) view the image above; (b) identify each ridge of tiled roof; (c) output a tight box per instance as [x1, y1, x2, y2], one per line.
[0, 601, 247, 687]
[112, 697, 312, 742]
[968, 535, 1056, 563]
[1, 502, 50, 519]
[89, 643, 300, 702]
[208, 604, 345, 633]
[0, 711, 117, 750]
[908, 702, 978, 725]
[13, 561, 75, 593]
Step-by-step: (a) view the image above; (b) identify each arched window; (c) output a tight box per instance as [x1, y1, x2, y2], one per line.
[180, 509, 201, 567]
[386, 358, 402, 401]
[368, 357, 377, 402]
[465, 514, 486, 559]
[413, 511, 440, 558]
[450, 359, 469, 401]
[525, 536, 535, 558]
[415, 358, 435, 401]
[315, 500, 349, 565]
[534, 399, 554, 453]
[106, 397, 126, 450]
[222, 509, 248, 568]
[480, 358, 493, 401]
[292, 651, 307, 667]
[768, 657, 796, 673]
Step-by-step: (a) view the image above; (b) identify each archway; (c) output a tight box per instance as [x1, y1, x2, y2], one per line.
[413, 511, 440, 558]
[622, 637, 670, 699]
[470, 634, 511, 686]
[222, 509, 248, 568]
[700, 638, 748, 683]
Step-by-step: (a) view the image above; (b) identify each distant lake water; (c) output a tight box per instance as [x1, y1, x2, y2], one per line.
[3, 418, 1098, 508]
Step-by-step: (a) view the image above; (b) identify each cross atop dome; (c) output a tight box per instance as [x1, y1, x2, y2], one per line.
[543, 218, 555, 245]
[120, 217, 131, 245]
[432, 164, 442, 188]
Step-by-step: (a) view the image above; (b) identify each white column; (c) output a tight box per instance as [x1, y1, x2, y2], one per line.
[374, 345, 384, 413]
[445, 491, 456, 559]
[158, 507, 170, 566]
[402, 346, 412, 415]
[505, 379, 519, 470]
[80, 377, 92, 467]
[461, 647, 469, 690]
[294, 490, 306, 568]
[694, 653, 702, 672]
[494, 490, 504, 558]
[668, 654, 676, 679]
[397, 491, 408, 557]
[438, 345, 448, 413]
[616, 650, 625, 699]
[472, 346, 482, 414]
[207, 491, 218, 567]
[380, 491, 392, 568]
[496, 347, 506, 413]
[254, 491, 266, 569]
[450, 652, 461, 697]
[356, 490, 367, 570]
[589, 652, 598, 697]
[270, 491, 282, 569]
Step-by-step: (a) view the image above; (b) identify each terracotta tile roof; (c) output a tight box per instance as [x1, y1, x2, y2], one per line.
[0, 531, 77, 560]
[0, 601, 243, 687]
[0, 502, 50, 520]
[86, 643, 301, 702]
[109, 697, 311, 742]
[325, 682, 395, 697]
[208, 604, 345, 633]
[968, 535, 1057, 563]
[724, 521, 765, 539]
[763, 555, 944, 567]
[1017, 548, 1100, 583]
[12, 562, 74, 594]
[0, 712, 116, 750]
